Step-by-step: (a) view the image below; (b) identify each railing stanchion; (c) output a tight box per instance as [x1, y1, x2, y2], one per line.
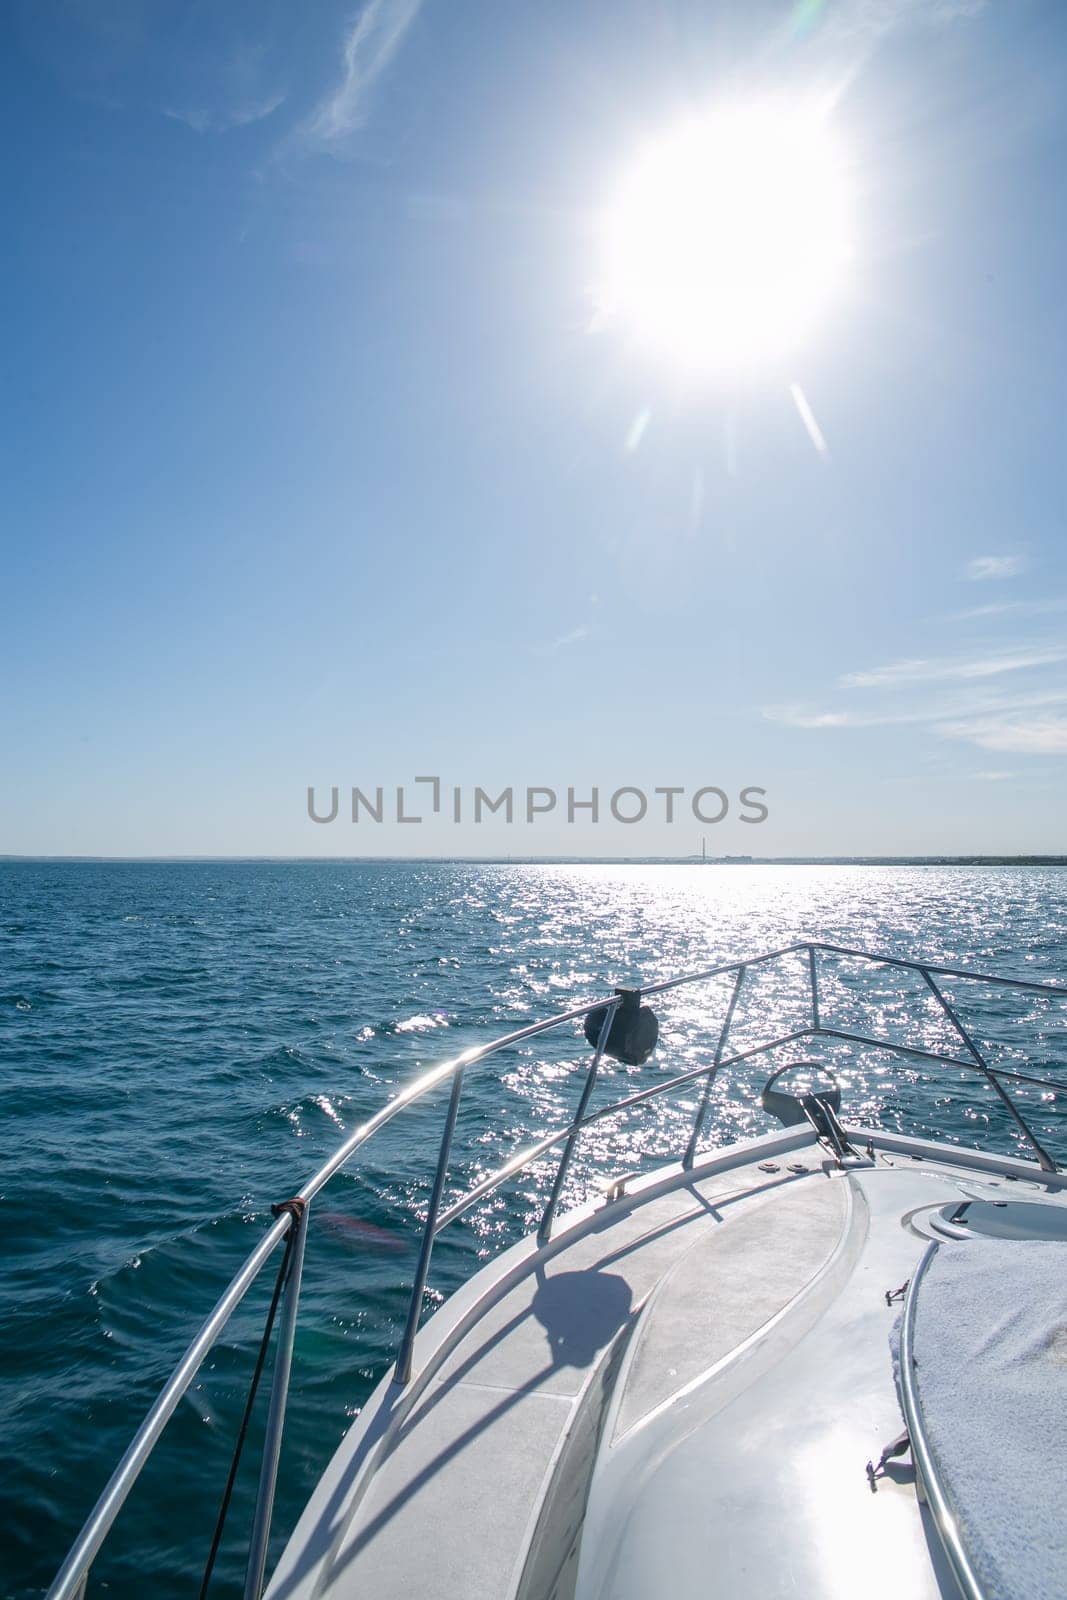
[243, 1200, 311, 1600]
[395, 1067, 466, 1385]
[538, 999, 619, 1244]
[919, 968, 1057, 1173]
[684, 965, 746, 1167]
[808, 945, 820, 1034]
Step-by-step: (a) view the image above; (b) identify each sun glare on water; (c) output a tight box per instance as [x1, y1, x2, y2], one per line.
[597, 100, 851, 375]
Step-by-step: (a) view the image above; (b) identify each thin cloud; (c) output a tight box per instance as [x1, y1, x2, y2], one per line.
[943, 601, 1020, 621]
[936, 716, 1067, 755]
[940, 596, 1067, 623]
[537, 625, 591, 655]
[300, 0, 421, 147]
[163, 92, 286, 135]
[765, 708, 856, 729]
[859, 0, 986, 21]
[839, 646, 1067, 690]
[764, 686, 1067, 733]
[810, 0, 985, 39]
[964, 554, 1027, 581]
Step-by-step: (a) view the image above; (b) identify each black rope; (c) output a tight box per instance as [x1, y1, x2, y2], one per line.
[198, 1199, 306, 1600]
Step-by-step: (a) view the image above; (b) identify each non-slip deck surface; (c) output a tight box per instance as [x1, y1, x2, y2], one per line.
[613, 1173, 845, 1438]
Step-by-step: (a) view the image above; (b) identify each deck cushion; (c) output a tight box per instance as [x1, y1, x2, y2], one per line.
[909, 1238, 1067, 1600]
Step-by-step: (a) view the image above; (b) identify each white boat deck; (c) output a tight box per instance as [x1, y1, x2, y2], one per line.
[265, 1130, 1063, 1600]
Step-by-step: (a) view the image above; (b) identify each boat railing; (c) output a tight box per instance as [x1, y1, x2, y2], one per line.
[896, 1242, 985, 1600]
[45, 941, 1067, 1600]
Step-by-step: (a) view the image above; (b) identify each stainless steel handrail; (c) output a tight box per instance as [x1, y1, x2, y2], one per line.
[898, 1244, 986, 1600]
[537, 997, 620, 1245]
[45, 942, 1067, 1600]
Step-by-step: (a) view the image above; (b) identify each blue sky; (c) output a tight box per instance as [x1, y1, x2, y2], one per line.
[3, 0, 1066, 856]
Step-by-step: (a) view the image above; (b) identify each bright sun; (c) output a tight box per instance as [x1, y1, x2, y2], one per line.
[598, 100, 851, 374]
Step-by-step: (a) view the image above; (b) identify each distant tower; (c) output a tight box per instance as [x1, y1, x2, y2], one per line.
[701, 836, 707, 864]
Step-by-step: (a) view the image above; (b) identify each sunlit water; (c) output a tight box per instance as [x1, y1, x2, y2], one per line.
[3, 861, 1066, 1599]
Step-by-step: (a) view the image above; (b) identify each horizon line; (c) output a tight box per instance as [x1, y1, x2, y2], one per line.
[2, 854, 1066, 866]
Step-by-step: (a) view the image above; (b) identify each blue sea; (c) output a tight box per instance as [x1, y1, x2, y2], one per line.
[3, 861, 1067, 1599]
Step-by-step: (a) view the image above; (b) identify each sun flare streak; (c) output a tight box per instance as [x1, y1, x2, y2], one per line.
[790, 382, 830, 458]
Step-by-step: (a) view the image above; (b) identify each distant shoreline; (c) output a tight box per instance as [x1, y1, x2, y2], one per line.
[2, 855, 1066, 868]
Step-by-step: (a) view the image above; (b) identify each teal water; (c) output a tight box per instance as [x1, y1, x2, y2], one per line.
[3, 861, 1067, 1599]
